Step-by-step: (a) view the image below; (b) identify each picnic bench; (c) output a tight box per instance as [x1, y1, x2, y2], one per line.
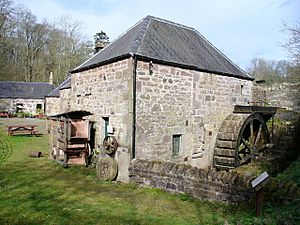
[7, 125, 38, 136]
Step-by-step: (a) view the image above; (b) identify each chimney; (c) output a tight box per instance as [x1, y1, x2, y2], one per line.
[94, 41, 109, 54]
[49, 72, 53, 86]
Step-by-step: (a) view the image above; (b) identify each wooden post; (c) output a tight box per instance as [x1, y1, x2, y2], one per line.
[256, 189, 263, 217]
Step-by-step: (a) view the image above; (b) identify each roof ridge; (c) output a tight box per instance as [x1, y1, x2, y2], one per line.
[146, 15, 195, 32]
[135, 16, 152, 54]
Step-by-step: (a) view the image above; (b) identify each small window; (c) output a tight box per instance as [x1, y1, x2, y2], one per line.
[172, 135, 181, 156]
[36, 104, 42, 110]
[103, 117, 109, 137]
[16, 103, 23, 113]
[241, 85, 244, 95]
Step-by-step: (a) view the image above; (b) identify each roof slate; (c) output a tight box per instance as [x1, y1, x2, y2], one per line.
[72, 16, 252, 80]
[0, 81, 53, 99]
[47, 76, 71, 98]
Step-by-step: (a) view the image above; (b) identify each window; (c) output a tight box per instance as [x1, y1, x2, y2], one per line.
[103, 117, 109, 137]
[16, 103, 23, 113]
[172, 135, 181, 156]
[241, 85, 244, 95]
[36, 104, 42, 110]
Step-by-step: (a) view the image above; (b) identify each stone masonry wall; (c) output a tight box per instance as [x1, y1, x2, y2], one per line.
[45, 88, 74, 117]
[0, 98, 45, 115]
[59, 88, 72, 114]
[252, 83, 300, 112]
[135, 60, 252, 168]
[70, 58, 133, 148]
[0, 98, 13, 112]
[135, 61, 194, 163]
[266, 83, 300, 112]
[129, 159, 254, 202]
[45, 97, 60, 116]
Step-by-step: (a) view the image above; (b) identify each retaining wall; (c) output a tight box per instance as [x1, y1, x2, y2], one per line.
[129, 159, 255, 202]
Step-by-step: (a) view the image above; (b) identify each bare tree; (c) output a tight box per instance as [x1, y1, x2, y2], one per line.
[281, 21, 300, 65]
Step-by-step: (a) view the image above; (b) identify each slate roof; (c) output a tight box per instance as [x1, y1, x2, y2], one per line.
[0, 81, 53, 99]
[72, 15, 253, 80]
[47, 76, 71, 98]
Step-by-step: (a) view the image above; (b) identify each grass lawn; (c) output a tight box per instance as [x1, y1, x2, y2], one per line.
[0, 118, 287, 225]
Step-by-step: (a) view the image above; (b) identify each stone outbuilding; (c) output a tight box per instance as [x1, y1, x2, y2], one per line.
[0, 81, 53, 115]
[48, 15, 254, 169]
[45, 76, 72, 116]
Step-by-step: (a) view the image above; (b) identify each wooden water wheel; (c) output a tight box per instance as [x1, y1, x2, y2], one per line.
[214, 113, 271, 170]
[103, 136, 118, 155]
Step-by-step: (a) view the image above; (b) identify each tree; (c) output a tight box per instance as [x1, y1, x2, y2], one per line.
[281, 21, 300, 64]
[45, 15, 93, 85]
[0, 1, 94, 84]
[94, 31, 109, 53]
[247, 58, 286, 84]
[281, 21, 300, 82]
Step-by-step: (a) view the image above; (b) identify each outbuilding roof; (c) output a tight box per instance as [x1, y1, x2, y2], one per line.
[72, 15, 252, 80]
[47, 76, 71, 98]
[0, 81, 53, 99]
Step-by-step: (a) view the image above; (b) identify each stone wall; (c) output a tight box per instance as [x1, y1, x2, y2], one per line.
[70, 58, 133, 148]
[252, 83, 300, 112]
[45, 88, 73, 117]
[266, 83, 300, 112]
[129, 159, 254, 202]
[59, 88, 72, 114]
[135, 60, 252, 168]
[45, 97, 60, 116]
[0, 99, 13, 112]
[0, 98, 45, 115]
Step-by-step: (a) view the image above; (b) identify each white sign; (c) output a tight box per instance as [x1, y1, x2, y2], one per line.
[251, 171, 269, 190]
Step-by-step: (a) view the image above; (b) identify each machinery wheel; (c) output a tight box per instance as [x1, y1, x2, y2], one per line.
[103, 136, 118, 155]
[214, 113, 271, 170]
[96, 157, 118, 181]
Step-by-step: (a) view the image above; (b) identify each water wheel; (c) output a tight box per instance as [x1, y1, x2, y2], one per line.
[214, 113, 271, 170]
[103, 136, 118, 155]
[96, 157, 118, 181]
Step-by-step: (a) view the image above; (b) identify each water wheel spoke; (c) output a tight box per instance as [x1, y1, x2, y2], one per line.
[249, 120, 255, 144]
[254, 124, 261, 145]
[242, 138, 253, 153]
[239, 154, 252, 165]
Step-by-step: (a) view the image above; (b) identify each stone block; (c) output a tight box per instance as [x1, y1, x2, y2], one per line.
[115, 147, 130, 183]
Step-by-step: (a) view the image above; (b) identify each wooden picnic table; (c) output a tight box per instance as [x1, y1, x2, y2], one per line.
[7, 125, 38, 136]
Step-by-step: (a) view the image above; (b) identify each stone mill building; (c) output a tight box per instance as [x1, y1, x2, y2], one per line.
[47, 15, 254, 169]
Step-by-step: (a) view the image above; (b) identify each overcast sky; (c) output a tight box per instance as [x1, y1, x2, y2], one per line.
[14, 0, 300, 70]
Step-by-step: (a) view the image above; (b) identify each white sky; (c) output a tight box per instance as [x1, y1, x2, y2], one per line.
[13, 0, 300, 70]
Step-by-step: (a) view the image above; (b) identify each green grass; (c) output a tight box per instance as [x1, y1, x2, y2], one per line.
[0, 123, 297, 225]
